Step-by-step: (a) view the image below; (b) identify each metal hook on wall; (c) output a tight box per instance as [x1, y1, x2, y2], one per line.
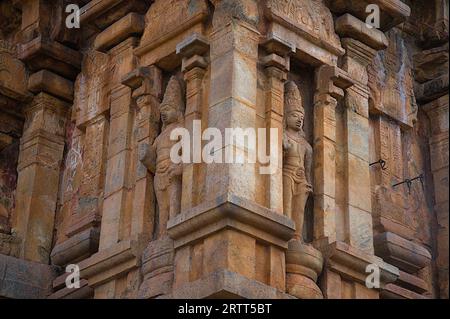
[370, 159, 387, 170]
[392, 174, 424, 195]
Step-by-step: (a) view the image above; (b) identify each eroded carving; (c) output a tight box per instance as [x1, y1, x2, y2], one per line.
[142, 76, 185, 239]
[368, 29, 418, 127]
[140, 0, 209, 48]
[283, 81, 313, 242]
[74, 49, 110, 128]
[266, 0, 341, 50]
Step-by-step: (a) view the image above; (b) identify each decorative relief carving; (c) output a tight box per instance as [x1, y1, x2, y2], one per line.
[0, 140, 19, 234]
[282, 81, 313, 242]
[0, 40, 28, 98]
[266, 0, 341, 50]
[140, 0, 209, 48]
[368, 29, 418, 127]
[282, 81, 323, 299]
[371, 117, 411, 237]
[142, 76, 185, 239]
[0, 0, 21, 39]
[74, 49, 110, 128]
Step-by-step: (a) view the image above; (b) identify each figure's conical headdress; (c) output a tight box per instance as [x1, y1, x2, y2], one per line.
[284, 81, 304, 115]
[161, 76, 185, 114]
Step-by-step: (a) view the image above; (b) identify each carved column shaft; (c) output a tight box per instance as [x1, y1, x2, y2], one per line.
[177, 35, 209, 211]
[129, 67, 162, 242]
[13, 93, 69, 263]
[180, 66, 206, 211]
[340, 38, 376, 254]
[75, 114, 109, 229]
[204, 19, 260, 202]
[264, 62, 287, 214]
[424, 94, 449, 299]
[98, 38, 139, 251]
[313, 67, 340, 245]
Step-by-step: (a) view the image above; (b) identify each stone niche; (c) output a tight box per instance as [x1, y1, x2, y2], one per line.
[284, 62, 316, 243]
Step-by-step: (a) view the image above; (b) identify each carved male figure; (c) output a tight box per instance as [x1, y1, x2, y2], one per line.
[142, 76, 185, 239]
[283, 81, 313, 242]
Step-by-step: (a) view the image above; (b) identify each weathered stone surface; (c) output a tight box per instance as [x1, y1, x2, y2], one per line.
[50, 228, 100, 267]
[326, 0, 411, 32]
[94, 13, 145, 52]
[374, 232, 432, 273]
[0, 0, 447, 300]
[0, 254, 57, 299]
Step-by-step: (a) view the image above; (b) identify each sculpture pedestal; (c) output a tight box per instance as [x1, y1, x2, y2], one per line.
[138, 238, 174, 299]
[286, 240, 324, 299]
[167, 195, 295, 299]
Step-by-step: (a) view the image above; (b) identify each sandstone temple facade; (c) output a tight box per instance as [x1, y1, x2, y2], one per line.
[0, 0, 448, 299]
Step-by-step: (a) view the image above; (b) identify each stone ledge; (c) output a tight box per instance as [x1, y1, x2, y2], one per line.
[18, 36, 82, 80]
[80, 0, 149, 30]
[381, 283, 429, 299]
[168, 270, 295, 299]
[48, 279, 93, 299]
[326, 0, 411, 32]
[28, 70, 74, 102]
[335, 14, 388, 51]
[396, 271, 429, 294]
[94, 13, 145, 52]
[416, 74, 449, 103]
[168, 195, 295, 249]
[0, 254, 58, 299]
[322, 241, 399, 287]
[79, 240, 140, 288]
[374, 232, 432, 273]
[50, 228, 100, 267]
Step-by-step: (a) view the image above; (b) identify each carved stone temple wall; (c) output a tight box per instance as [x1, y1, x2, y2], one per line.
[0, 0, 448, 299]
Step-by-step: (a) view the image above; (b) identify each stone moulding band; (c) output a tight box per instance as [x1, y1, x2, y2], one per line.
[167, 194, 296, 249]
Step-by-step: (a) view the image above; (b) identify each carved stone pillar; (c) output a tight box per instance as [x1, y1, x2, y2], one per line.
[340, 37, 377, 254]
[12, 0, 81, 265]
[166, 0, 295, 299]
[123, 66, 162, 245]
[77, 3, 149, 297]
[423, 95, 449, 299]
[13, 93, 69, 263]
[261, 39, 290, 214]
[315, 3, 409, 298]
[313, 66, 352, 247]
[177, 34, 209, 212]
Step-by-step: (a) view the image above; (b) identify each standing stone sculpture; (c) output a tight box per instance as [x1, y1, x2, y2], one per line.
[283, 81, 323, 299]
[142, 76, 185, 239]
[283, 81, 313, 242]
[139, 76, 185, 299]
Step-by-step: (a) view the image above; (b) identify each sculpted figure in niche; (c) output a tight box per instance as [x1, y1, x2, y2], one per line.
[142, 76, 185, 239]
[283, 81, 313, 242]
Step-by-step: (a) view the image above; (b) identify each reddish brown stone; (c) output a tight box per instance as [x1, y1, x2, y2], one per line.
[0, 0, 447, 300]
